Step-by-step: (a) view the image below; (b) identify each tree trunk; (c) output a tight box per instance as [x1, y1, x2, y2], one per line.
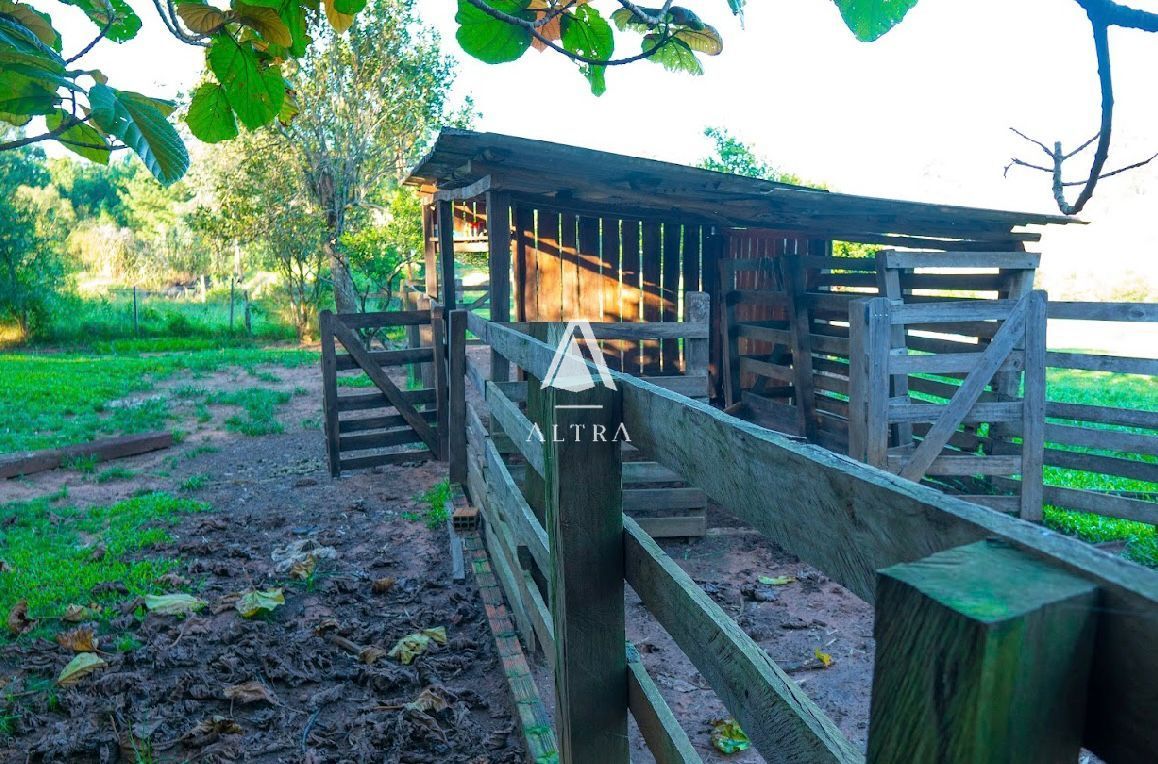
[325, 238, 358, 314]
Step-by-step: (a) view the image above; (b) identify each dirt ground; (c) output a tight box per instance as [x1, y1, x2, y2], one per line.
[1, 357, 878, 762]
[0, 364, 525, 762]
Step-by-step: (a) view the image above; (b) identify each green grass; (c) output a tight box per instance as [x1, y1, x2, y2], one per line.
[180, 473, 211, 492]
[0, 492, 208, 635]
[0, 347, 317, 454]
[95, 466, 136, 483]
[404, 480, 452, 530]
[207, 388, 292, 437]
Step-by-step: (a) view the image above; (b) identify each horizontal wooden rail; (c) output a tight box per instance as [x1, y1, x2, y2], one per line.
[890, 300, 1022, 324]
[890, 351, 1024, 375]
[883, 251, 1041, 270]
[333, 347, 432, 372]
[627, 647, 703, 764]
[486, 381, 545, 476]
[333, 387, 436, 412]
[1047, 301, 1158, 321]
[1045, 400, 1158, 431]
[1045, 351, 1157, 376]
[337, 410, 438, 434]
[332, 309, 430, 328]
[888, 401, 1022, 424]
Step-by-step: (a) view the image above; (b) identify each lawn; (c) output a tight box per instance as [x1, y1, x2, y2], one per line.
[0, 346, 318, 454]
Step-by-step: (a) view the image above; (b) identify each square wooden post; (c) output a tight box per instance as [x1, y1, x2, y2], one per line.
[448, 309, 468, 484]
[782, 255, 818, 440]
[848, 298, 891, 465]
[318, 310, 341, 477]
[431, 307, 448, 461]
[1019, 290, 1047, 521]
[541, 328, 628, 763]
[437, 199, 457, 311]
[719, 259, 741, 408]
[868, 539, 1097, 764]
[486, 191, 512, 383]
[422, 202, 438, 298]
[685, 291, 710, 381]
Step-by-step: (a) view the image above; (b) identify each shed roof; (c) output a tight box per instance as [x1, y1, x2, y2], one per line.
[406, 129, 1076, 245]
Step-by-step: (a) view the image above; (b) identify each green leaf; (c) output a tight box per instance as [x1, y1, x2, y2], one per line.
[0, 71, 58, 116]
[233, 2, 292, 46]
[0, 16, 66, 73]
[46, 108, 111, 163]
[454, 0, 533, 64]
[0, 1, 61, 51]
[207, 34, 285, 129]
[280, 0, 308, 56]
[175, 2, 227, 34]
[142, 593, 206, 615]
[323, 0, 353, 32]
[236, 588, 285, 618]
[674, 24, 722, 55]
[57, 652, 106, 685]
[185, 81, 238, 143]
[833, 0, 919, 42]
[60, 0, 142, 43]
[561, 6, 613, 96]
[88, 84, 190, 185]
[609, 6, 647, 32]
[643, 35, 701, 75]
[332, 0, 366, 14]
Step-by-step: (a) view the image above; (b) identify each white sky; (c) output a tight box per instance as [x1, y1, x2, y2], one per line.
[48, 0, 1158, 297]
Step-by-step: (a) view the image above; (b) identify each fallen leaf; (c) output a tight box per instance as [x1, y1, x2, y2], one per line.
[156, 572, 190, 588]
[758, 575, 796, 586]
[223, 681, 277, 705]
[371, 577, 396, 594]
[57, 652, 106, 685]
[710, 717, 751, 754]
[63, 603, 101, 622]
[405, 686, 451, 713]
[271, 539, 336, 574]
[144, 593, 206, 616]
[289, 554, 316, 580]
[55, 626, 99, 652]
[814, 647, 834, 669]
[180, 716, 242, 747]
[358, 646, 387, 665]
[235, 588, 285, 618]
[387, 626, 447, 665]
[7, 600, 35, 635]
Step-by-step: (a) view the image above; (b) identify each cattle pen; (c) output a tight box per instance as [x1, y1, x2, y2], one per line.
[317, 129, 1156, 762]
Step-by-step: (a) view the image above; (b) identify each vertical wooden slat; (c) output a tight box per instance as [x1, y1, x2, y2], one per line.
[621, 220, 642, 374]
[680, 225, 702, 373]
[431, 307, 448, 461]
[600, 217, 623, 371]
[449, 310, 468, 484]
[641, 221, 663, 375]
[437, 200, 457, 310]
[423, 202, 438, 297]
[876, 250, 913, 449]
[560, 212, 580, 320]
[685, 291, 710, 386]
[541, 332, 628, 762]
[848, 299, 868, 463]
[782, 255, 818, 440]
[319, 310, 341, 477]
[701, 228, 724, 398]
[537, 211, 562, 322]
[661, 223, 681, 373]
[1020, 290, 1047, 522]
[516, 205, 535, 322]
[720, 259, 741, 408]
[578, 215, 602, 322]
[487, 191, 512, 383]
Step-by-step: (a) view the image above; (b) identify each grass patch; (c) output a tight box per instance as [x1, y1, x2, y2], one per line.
[402, 480, 452, 530]
[208, 388, 291, 437]
[0, 492, 208, 637]
[94, 466, 136, 483]
[180, 473, 211, 492]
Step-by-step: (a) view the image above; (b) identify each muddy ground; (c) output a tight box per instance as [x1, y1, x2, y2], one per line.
[1, 356, 878, 762]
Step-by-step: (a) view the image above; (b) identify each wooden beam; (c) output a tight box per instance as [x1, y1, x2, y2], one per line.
[448, 310, 468, 485]
[627, 644, 704, 764]
[434, 174, 491, 202]
[0, 431, 174, 481]
[486, 381, 545, 476]
[868, 540, 1097, 764]
[437, 199, 457, 310]
[624, 518, 860, 763]
[319, 311, 341, 478]
[487, 190, 513, 383]
[1020, 291, 1046, 521]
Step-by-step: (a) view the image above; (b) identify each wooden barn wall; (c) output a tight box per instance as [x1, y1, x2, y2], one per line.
[510, 204, 707, 376]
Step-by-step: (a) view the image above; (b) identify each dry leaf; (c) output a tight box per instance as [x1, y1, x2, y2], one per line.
[814, 647, 834, 669]
[180, 716, 242, 747]
[223, 681, 277, 705]
[144, 593, 206, 616]
[387, 627, 447, 665]
[62, 603, 101, 622]
[235, 588, 284, 618]
[156, 572, 190, 588]
[55, 626, 98, 652]
[7, 600, 35, 635]
[371, 577, 396, 595]
[758, 575, 796, 586]
[57, 652, 106, 685]
[358, 646, 387, 665]
[405, 686, 451, 713]
[289, 554, 316, 580]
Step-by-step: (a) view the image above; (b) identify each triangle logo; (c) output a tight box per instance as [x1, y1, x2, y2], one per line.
[541, 321, 617, 393]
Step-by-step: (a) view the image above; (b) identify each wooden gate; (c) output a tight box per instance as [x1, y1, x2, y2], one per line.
[320, 309, 445, 476]
[848, 290, 1047, 520]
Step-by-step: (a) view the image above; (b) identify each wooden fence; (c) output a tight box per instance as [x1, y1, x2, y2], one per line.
[448, 308, 1157, 764]
[319, 309, 445, 475]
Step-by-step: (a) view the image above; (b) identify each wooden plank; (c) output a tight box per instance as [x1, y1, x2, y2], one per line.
[319, 310, 341, 478]
[483, 440, 550, 602]
[585, 321, 710, 340]
[1043, 447, 1158, 484]
[333, 387, 437, 412]
[484, 512, 538, 655]
[1045, 351, 1157, 376]
[887, 454, 1022, 476]
[783, 256, 818, 440]
[732, 289, 790, 307]
[888, 401, 1022, 424]
[739, 357, 794, 384]
[437, 200, 457, 310]
[644, 374, 710, 399]
[627, 646, 704, 764]
[537, 210, 562, 322]
[1020, 291, 1046, 521]
[891, 300, 1024, 324]
[578, 215, 603, 323]
[623, 461, 685, 483]
[560, 212, 580, 320]
[959, 495, 1021, 512]
[661, 223, 682, 372]
[516, 204, 536, 321]
[1044, 401, 1158, 431]
[743, 392, 804, 435]
[883, 251, 1041, 270]
[338, 450, 431, 470]
[1042, 422, 1158, 455]
[1043, 485, 1158, 525]
[600, 216, 624, 370]
[542, 378, 628, 762]
[338, 428, 424, 452]
[624, 518, 860, 763]
[868, 540, 1096, 764]
[737, 322, 791, 345]
[684, 291, 710, 382]
[432, 309, 448, 461]
[331, 309, 431, 328]
[632, 515, 708, 538]
[486, 381, 545, 476]
[0, 431, 175, 481]
[900, 295, 1028, 482]
[487, 190, 513, 383]
[330, 319, 440, 455]
[621, 220, 643, 374]
[333, 347, 433, 372]
[622, 488, 707, 511]
[337, 410, 437, 434]
[1047, 301, 1158, 322]
[889, 351, 1024, 375]
[641, 221, 663, 375]
[449, 310, 468, 485]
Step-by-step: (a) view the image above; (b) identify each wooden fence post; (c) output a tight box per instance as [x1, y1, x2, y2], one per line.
[1020, 290, 1047, 521]
[431, 307, 448, 462]
[437, 200, 457, 311]
[720, 261, 741, 408]
[448, 309, 468, 484]
[487, 190, 512, 383]
[319, 310, 341, 477]
[685, 291, 709, 381]
[782, 255, 818, 440]
[244, 290, 252, 336]
[867, 539, 1097, 763]
[849, 298, 891, 465]
[541, 326, 628, 763]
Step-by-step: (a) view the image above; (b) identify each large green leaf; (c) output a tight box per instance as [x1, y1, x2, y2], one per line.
[0, 16, 65, 72]
[561, 5, 613, 96]
[280, 0, 308, 56]
[332, 0, 366, 14]
[88, 84, 189, 184]
[60, 0, 142, 43]
[0, 1, 61, 51]
[454, 0, 532, 64]
[45, 108, 110, 163]
[207, 34, 285, 129]
[833, 0, 919, 42]
[0, 71, 59, 116]
[643, 34, 701, 75]
[674, 24, 722, 55]
[233, 2, 292, 46]
[185, 81, 238, 143]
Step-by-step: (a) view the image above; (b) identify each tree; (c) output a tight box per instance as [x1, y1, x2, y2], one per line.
[277, 0, 457, 313]
[698, 126, 804, 185]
